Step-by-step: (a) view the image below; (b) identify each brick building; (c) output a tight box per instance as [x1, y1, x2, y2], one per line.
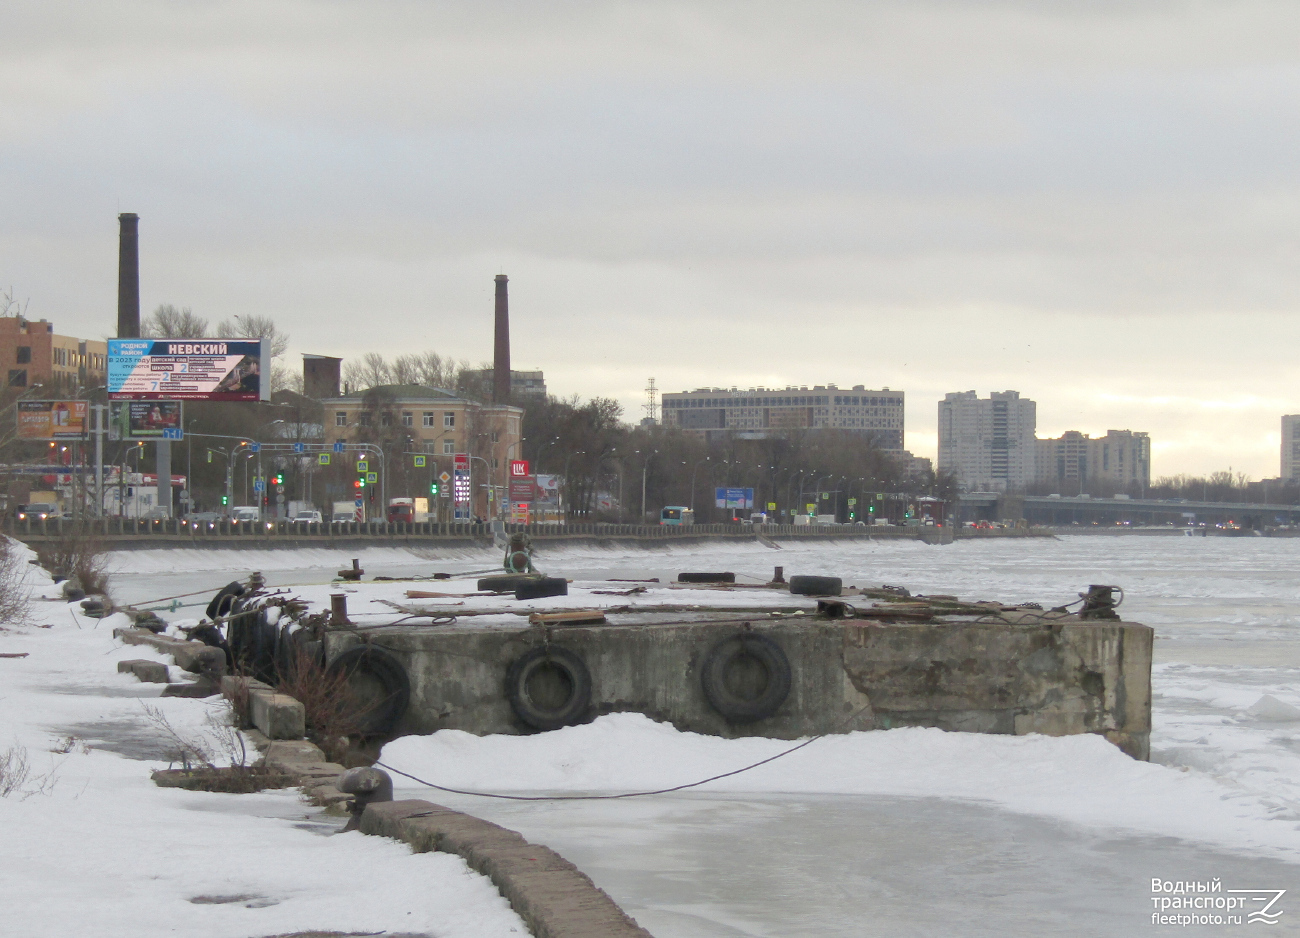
[0, 316, 107, 391]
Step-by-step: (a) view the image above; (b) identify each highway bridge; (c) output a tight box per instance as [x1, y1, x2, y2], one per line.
[958, 493, 1300, 527]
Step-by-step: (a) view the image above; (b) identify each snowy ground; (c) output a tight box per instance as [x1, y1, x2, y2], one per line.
[4, 536, 1299, 936]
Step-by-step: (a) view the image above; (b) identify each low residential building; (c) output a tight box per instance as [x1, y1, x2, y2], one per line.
[328, 384, 523, 518]
[1036, 429, 1151, 492]
[0, 315, 107, 391]
[938, 391, 1036, 491]
[661, 384, 904, 450]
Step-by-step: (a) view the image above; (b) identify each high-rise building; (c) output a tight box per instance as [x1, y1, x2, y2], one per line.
[1282, 416, 1300, 482]
[661, 384, 904, 449]
[938, 391, 1036, 491]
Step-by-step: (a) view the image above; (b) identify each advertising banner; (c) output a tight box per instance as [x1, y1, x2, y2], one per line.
[509, 459, 530, 478]
[714, 487, 754, 509]
[17, 400, 88, 440]
[107, 338, 268, 401]
[108, 401, 183, 440]
[509, 476, 535, 502]
[534, 474, 560, 506]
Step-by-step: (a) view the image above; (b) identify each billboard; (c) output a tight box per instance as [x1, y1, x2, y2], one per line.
[17, 400, 88, 440]
[715, 487, 754, 509]
[108, 401, 183, 440]
[107, 338, 268, 401]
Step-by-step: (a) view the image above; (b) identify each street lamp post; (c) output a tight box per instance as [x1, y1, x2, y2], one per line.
[690, 456, 710, 512]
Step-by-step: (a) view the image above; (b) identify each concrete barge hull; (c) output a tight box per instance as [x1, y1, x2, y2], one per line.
[334, 617, 1152, 760]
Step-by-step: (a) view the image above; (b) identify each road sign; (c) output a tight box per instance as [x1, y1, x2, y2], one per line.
[293, 442, 304, 453]
[249, 442, 260, 453]
[356, 460, 368, 472]
[767, 502, 776, 511]
[414, 455, 426, 468]
[333, 441, 345, 453]
[161, 427, 183, 440]
[318, 453, 331, 465]
[848, 498, 857, 506]
[366, 472, 377, 484]
[439, 471, 450, 483]
[253, 477, 264, 493]
[805, 503, 816, 514]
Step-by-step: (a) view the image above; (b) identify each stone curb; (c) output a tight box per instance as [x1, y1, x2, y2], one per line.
[114, 626, 226, 676]
[362, 799, 653, 938]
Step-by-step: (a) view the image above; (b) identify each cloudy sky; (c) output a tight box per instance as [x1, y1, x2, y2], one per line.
[3, 1, 1298, 477]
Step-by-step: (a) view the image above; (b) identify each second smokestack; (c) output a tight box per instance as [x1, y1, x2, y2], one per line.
[117, 213, 140, 339]
[493, 274, 510, 404]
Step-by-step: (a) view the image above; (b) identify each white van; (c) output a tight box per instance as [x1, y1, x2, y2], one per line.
[230, 506, 261, 523]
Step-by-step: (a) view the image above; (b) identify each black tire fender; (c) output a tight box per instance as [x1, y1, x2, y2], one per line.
[478, 574, 539, 593]
[325, 644, 412, 738]
[677, 572, 736, 584]
[789, 575, 842, 596]
[505, 645, 592, 731]
[514, 577, 568, 600]
[206, 581, 247, 621]
[700, 632, 792, 724]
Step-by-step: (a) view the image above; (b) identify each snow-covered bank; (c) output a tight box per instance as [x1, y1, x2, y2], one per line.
[0, 545, 528, 938]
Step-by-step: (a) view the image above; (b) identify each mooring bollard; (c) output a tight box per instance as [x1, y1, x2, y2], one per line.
[330, 593, 351, 626]
[337, 766, 393, 832]
[338, 558, 364, 581]
[772, 566, 785, 584]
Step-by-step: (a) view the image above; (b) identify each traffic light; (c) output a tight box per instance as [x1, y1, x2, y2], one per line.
[221, 495, 228, 505]
[273, 473, 284, 485]
[355, 477, 365, 489]
[430, 481, 439, 495]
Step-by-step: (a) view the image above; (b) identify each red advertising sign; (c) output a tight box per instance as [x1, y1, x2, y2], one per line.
[509, 459, 530, 478]
[453, 454, 469, 470]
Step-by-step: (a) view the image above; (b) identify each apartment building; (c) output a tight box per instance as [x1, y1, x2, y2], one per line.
[938, 390, 1037, 491]
[1282, 415, 1300, 482]
[0, 315, 107, 391]
[661, 384, 905, 450]
[1035, 429, 1151, 492]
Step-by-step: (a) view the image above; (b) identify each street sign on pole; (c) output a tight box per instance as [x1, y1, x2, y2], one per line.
[161, 427, 183, 440]
[333, 441, 345, 453]
[366, 472, 377, 484]
[249, 442, 260, 453]
[318, 453, 331, 465]
[414, 455, 426, 468]
[357, 460, 368, 472]
[253, 477, 265, 493]
[439, 471, 450, 483]
[293, 442, 304, 453]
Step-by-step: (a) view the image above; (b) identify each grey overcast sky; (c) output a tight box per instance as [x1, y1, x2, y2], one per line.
[3, 1, 1298, 477]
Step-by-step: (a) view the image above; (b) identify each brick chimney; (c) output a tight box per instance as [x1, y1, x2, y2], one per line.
[117, 213, 139, 338]
[493, 274, 510, 404]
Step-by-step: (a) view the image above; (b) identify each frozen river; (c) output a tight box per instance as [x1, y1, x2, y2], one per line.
[109, 535, 1300, 936]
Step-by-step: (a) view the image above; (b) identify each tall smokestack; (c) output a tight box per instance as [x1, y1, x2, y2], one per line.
[117, 213, 140, 338]
[493, 274, 510, 404]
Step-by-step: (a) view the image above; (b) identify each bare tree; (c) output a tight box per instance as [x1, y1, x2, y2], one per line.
[142, 304, 208, 339]
[214, 314, 290, 359]
[1, 286, 29, 319]
[343, 352, 393, 390]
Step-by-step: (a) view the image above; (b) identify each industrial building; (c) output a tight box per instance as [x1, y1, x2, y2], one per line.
[1283, 415, 1300, 482]
[661, 384, 904, 449]
[938, 390, 1037, 492]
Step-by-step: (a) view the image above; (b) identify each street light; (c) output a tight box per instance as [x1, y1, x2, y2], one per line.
[690, 456, 710, 512]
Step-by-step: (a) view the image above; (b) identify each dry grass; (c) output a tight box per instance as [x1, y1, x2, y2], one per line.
[34, 523, 111, 598]
[0, 744, 57, 799]
[0, 537, 32, 627]
[275, 646, 372, 764]
[141, 701, 293, 793]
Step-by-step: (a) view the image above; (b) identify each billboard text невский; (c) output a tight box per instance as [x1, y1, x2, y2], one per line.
[107, 339, 268, 401]
[17, 400, 88, 440]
